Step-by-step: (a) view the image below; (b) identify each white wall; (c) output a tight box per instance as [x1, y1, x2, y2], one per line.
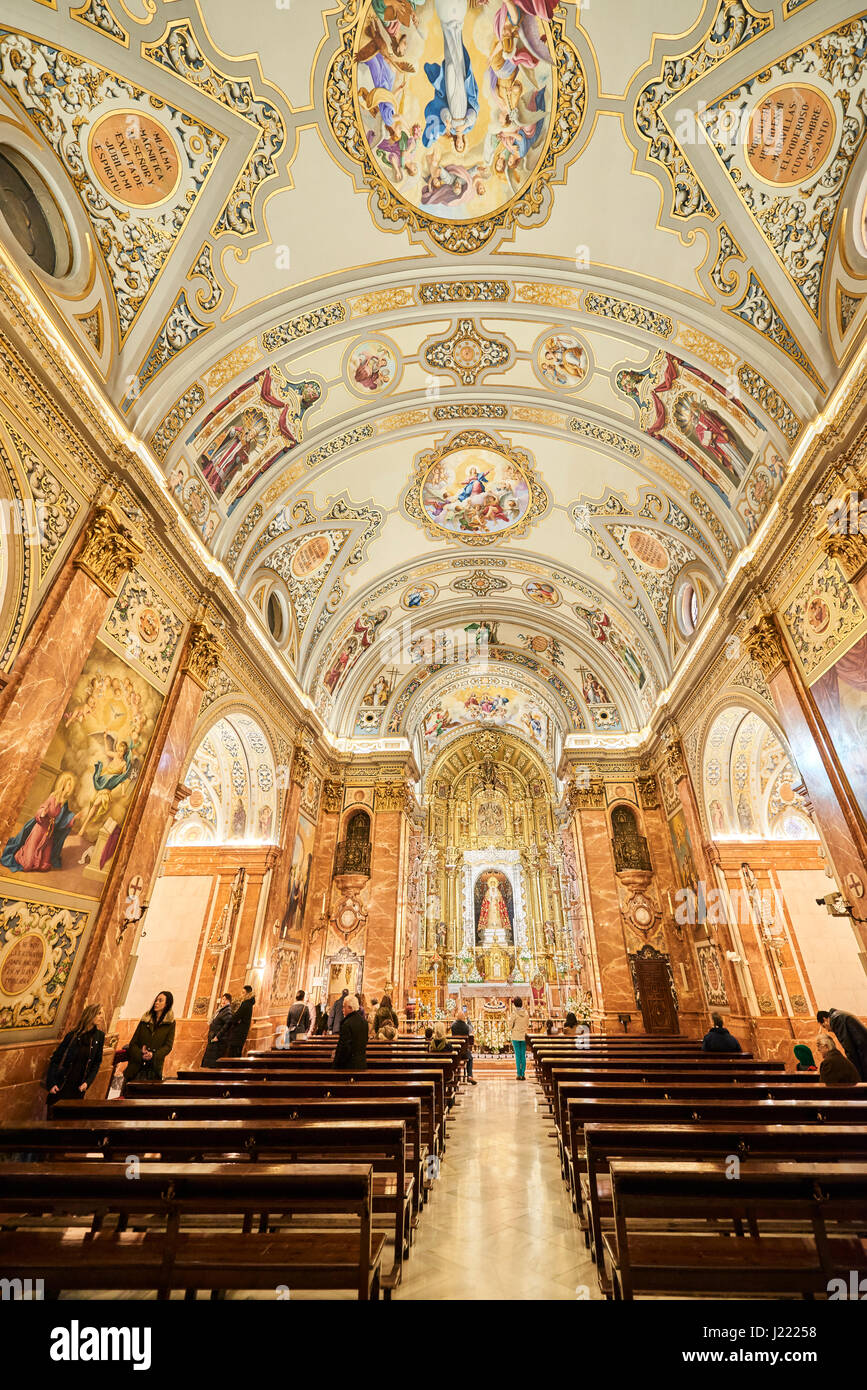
[121, 874, 214, 1020]
[777, 868, 867, 1017]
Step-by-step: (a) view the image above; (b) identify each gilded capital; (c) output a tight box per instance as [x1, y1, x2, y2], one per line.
[321, 777, 343, 814]
[744, 615, 789, 680]
[821, 524, 867, 582]
[568, 777, 605, 811]
[375, 780, 409, 813]
[290, 746, 311, 787]
[664, 742, 687, 785]
[74, 505, 142, 596]
[637, 774, 660, 810]
[182, 621, 222, 688]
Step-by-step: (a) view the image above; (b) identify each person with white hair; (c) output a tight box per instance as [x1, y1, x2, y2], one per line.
[429, 1019, 453, 1054]
[333, 991, 369, 1070]
[816, 1030, 860, 1086]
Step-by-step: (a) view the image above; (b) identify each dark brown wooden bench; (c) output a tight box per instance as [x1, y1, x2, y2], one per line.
[0, 1116, 411, 1291]
[68, 1094, 430, 1219]
[581, 1123, 867, 1293]
[0, 1161, 385, 1300]
[604, 1159, 867, 1300]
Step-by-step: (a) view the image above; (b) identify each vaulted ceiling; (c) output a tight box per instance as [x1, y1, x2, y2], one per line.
[2, 0, 866, 768]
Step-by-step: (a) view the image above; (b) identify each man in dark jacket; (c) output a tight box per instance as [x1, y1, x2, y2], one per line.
[226, 984, 255, 1057]
[817, 1031, 861, 1085]
[201, 992, 233, 1068]
[451, 1010, 477, 1084]
[817, 1008, 867, 1081]
[333, 993, 368, 1070]
[286, 989, 310, 1044]
[328, 988, 349, 1034]
[701, 1012, 742, 1053]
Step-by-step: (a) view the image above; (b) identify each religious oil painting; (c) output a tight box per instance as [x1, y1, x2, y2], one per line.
[810, 633, 867, 825]
[346, 337, 398, 395]
[280, 814, 316, 942]
[0, 642, 163, 899]
[352, 0, 559, 222]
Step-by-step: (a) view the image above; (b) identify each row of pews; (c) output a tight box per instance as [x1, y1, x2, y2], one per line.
[530, 1032, 867, 1300]
[0, 1034, 465, 1301]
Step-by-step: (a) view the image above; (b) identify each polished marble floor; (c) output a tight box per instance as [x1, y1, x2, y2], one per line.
[396, 1069, 598, 1301]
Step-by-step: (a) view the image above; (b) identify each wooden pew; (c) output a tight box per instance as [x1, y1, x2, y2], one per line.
[0, 1161, 385, 1300]
[227, 1052, 463, 1107]
[604, 1159, 867, 1300]
[581, 1122, 867, 1292]
[190, 1060, 455, 1123]
[130, 1075, 444, 1161]
[68, 1095, 430, 1218]
[0, 1117, 410, 1292]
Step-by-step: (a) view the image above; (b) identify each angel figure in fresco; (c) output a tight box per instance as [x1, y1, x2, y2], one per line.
[421, 147, 487, 206]
[353, 349, 392, 392]
[673, 392, 752, 484]
[324, 637, 358, 695]
[1, 772, 77, 874]
[76, 733, 138, 840]
[574, 603, 646, 690]
[540, 336, 586, 387]
[423, 0, 481, 151]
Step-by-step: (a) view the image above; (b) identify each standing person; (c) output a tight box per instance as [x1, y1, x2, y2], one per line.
[451, 1008, 477, 1084]
[816, 1031, 861, 1085]
[201, 992, 233, 1068]
[333, 993, 369, 1070]
[817, 1008, 867, 1081]
[509, 996, 530, 1080]
[312, 1002, 328, 1036]
[374, 994, 399, 1036]
[46, 1003, 105, 1108]
[328, 988, 349, 1034]
[701, 1012, 742, 1053]
[226, 984, 255, 1058]
[285, 989, 310, 1045]
[124, 991, 175, 1086]
[358, 993, 369, 1020]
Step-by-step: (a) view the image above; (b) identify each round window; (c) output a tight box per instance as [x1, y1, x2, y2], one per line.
[267, 592, 284, 643]
[0, 148, 71, 278]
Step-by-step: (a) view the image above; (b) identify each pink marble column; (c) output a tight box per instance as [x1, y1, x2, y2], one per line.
[572, 785, 635, 1025]
[364, 781, 408, 998]
[0, 506, 141, 844]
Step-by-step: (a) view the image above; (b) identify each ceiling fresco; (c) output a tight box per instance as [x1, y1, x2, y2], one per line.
[2, 0, 867, 767]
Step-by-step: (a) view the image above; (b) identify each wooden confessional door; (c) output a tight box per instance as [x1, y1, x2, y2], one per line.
[633, 954, 679, 1034]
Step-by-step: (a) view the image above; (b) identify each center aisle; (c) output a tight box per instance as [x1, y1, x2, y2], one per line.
[396, 1065, 599, 1300]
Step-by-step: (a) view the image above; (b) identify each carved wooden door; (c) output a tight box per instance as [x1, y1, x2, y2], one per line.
[634, 954, 679, 1034]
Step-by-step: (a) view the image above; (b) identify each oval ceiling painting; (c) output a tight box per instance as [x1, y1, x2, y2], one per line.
[328, 0, 585, 253]
[422, 446, 530, 538]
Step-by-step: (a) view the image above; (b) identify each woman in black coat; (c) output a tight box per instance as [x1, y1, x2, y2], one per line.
[46, 1003, 105, 1107]
[201, 992, 233, 1068]
[124, 990, 176, 1086]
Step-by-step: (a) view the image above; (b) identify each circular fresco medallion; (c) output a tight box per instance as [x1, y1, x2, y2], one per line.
[626, 529, 670, 572]
[402, 581, 437, 610]
[523, 578, 560, 606]
[189, 788, 205, 810]
[633, 903, 653, 928]
[87, 110, 181, 208]
[345, 337, 399, 396]
[805, 590, 830, 635]
[0, 931, 46, 997]
[744, 84, 837, 188]
[136, 607, 161, 645]
[291, 535, 331, 579]
[421, 446, 531, 539]
[534, 329, 590, 391]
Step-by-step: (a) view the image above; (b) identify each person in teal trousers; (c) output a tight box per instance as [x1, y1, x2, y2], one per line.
[509, 996, 530, 1080]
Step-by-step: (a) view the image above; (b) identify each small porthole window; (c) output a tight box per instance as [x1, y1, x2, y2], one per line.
[677, 581, 699, 638]
[0, 148, 71, 278]
[267, 592, 285, 643]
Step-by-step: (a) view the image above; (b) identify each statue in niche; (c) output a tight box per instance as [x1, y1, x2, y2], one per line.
[475, 871, 514, 948]
[611, 804, 652, 872]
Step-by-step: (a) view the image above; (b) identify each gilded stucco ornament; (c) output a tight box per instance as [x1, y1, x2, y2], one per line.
[74, 506, 143, 596]
[744, 615, 790, 681]
[182, 622, 223, 689]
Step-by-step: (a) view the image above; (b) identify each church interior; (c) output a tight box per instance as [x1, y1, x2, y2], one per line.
[2, 0, 867, 1331]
